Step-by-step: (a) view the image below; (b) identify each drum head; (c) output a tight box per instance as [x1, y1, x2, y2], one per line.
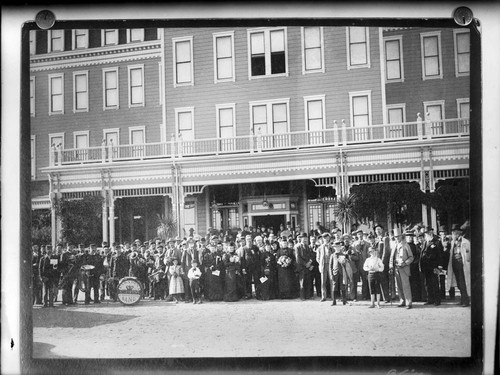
[117, 277, 142, 305]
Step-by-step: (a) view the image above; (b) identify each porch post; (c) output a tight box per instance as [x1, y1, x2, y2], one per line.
[109, 192, 115, 246]
[102, 191, 108, 245]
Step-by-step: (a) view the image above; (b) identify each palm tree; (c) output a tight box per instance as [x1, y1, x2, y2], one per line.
[334, 193, 360, 233]
[156, 214, 177, 240]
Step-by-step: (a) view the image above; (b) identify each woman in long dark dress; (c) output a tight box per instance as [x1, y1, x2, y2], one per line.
[259, 242, 277, 300]
[206, 243, 225, 301]
[223, 242, 241, 302]
[277, 238, 298, 299]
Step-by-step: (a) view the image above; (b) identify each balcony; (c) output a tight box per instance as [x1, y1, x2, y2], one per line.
[49, 117, 470, 167]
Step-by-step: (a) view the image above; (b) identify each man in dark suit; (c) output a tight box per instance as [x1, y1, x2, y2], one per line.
[110, 245, 130, 302]
[374, 224, 392, 303]
[419, 227, 444, 306]
[294, 233, 314, 300]
[240, 234, 261, 299]
[39, 245, 60, 307]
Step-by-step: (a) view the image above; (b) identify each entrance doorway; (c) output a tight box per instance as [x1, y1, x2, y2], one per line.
[252, 214, 286, 233]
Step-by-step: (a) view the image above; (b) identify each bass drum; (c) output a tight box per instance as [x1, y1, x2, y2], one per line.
[116, 276, 143, 305]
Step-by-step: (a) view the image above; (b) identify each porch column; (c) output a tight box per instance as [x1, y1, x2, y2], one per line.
[109, 194, 115, 246]
[205, 187, 211, 233]
[164, 195, 169, 218]
[421, 204, 428, 226]
[50, 194, 57, 248]
[237, 184, 243, 230]
[102, 192, 108, 245]
[430, 207, 437, 232]
[302, 180, 308, 234]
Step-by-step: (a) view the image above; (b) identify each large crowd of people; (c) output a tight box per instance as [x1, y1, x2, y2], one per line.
[32, 220, 471, 309]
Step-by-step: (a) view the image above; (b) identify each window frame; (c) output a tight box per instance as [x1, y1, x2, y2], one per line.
[172, 36, 194, 88]
[73, 130, 90, 149]
[48, 73, 65, 115]
[103, 128, 121, 146]
[456, 98, 470, 119]
[386, 103, 407, 124]
[30, 76, 36, 117]
[349, 90, 372, 127]
[72, 70, 89, 113]
[423, 100, 446, 120]
[303, 95, 326, 131]
[129, 126, 146, 144]
[453, 29, 470, 77]
[247, 27, 289, 80]
[102, 29, 119, 46]
[346, 26, 371, 69]
[102, 67, 119, 110]
[72, 29, 89, 50]
[249, 98, 291, 134]
[174, 107, 195, 139]
[49, 133, 65, 150]
[48, 30, 64, 53]
[216, 103, 236, 138]
[213, 31, 236, 84]
[420, 31, 443, 80]
[127, 29, 145, 43]
[31, 135, 36, 180]
[383, 35, 404, 83]
[301, 26, 325, 74]
[127, 64, 145, 108]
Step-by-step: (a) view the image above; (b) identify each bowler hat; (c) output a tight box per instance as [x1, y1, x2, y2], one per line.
[451, 223, 463, 232]
[424, 226, 434, 233]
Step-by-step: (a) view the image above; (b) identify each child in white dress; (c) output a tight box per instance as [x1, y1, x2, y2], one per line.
[168, 257, 184, 303]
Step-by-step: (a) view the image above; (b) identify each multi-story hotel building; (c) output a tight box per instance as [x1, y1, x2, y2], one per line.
[29, 24, 470, 246]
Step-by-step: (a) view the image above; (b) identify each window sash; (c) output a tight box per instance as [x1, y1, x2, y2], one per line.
[129, 67, 144, 105]
[459, 102, 470, 119]
[456, 33, 470, 73]
[50, 30, 64, 52]
[104, 30, 118, 45]
[74, 73, 88, 110]
[130, 29, 144, 42]
[385, 39, 402, 80]
[74, 29, 88, 49]
[175, 40, 193, 84]
[388, 108, 404, 124]
[104, 71, 118, 108]
[178, 112, 193, 131]
[423, 36, 440, 77]
[30, 78, 35, 116]
[216, 36, 233, 80]
[250, 29, 287, 77]
[349, 27, 368, 66]
[50, 76, 63, 113]
[352, 95, 369, 127]
[75, 134, 88, 149]
[131, 130, 145, 144]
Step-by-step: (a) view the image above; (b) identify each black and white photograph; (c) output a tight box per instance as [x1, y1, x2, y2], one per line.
[1, 3, 499, 375]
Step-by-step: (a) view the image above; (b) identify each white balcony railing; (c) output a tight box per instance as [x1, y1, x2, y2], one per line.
[50, 117, 470, 166]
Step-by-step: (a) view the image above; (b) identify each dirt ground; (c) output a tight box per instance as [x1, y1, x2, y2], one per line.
[32, 292, 471, 360]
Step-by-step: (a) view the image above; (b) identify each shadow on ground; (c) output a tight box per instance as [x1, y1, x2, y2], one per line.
[32, 342, 72, 358]
[33, 308, 139, 329]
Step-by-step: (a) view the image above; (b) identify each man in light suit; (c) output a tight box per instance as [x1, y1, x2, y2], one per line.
[316, 232, 333, 302]
[446, 224, 471, 307]
[390, 229, 414, 309]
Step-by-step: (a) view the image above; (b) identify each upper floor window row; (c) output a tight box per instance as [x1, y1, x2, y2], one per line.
[30, 28, 160, 55]
[33, 65, 145, 116]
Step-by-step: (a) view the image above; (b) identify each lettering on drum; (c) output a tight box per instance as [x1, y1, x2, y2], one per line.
[117, 278, 142, 305]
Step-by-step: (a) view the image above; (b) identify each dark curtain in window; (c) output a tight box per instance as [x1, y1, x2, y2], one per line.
[251, 54, 265, 76]
[271, 51, 285, 74]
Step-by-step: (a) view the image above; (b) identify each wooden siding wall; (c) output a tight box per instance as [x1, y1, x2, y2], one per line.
[164, 26, 383, 139]
[384, 28, 470, 120]
[30, 58, 162, 180]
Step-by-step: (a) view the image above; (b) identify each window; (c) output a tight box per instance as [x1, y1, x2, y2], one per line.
[49, 133, 64, 165]
[128, 29, 144, 43]
[347, 27, 370, 69]
[349, 91, 372, 141]
[129, 126, 145, 157]
[424, 100, 445, 135]
[73, 131, 89, 161]
[175, 107, 194, 140]
[128, 65, 144, 107]
[217, 104, 236, 151]
[31, 135, 36, 179]
[102, 29, 118, 46]
[248, 28, 288, 78]
[30, 77, 35, 117]
[73, 29, 88, 49]
[454, 30, 470, 76]
[73, 71, 89, 112]
[48, 30, 64, 52]
[104, 128, 120, 146]
[304, 95, 326, 144]
[29, 31, 36, 55]
[173, 37, 193, 87]
[48, 73, 64, 115]
[249, 98, 290, 149]
[420, 31, 442, 80]
[386, 104, 409, 138]
[213, 32, 235, 83]
[457, 98, 470, 119]
[384, 35, 404, 82]
[103, 68, 119, 109]
[302, 27, 324, 74]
